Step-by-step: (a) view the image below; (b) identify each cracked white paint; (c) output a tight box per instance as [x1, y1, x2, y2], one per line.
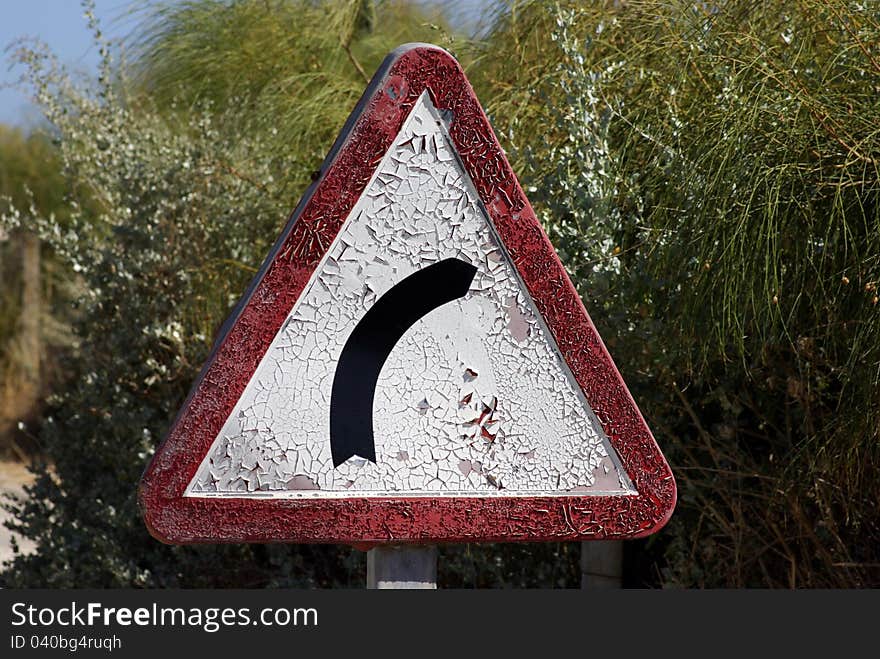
[186, 93, 635, 498]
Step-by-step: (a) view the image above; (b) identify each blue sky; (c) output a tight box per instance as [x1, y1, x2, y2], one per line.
[0, 0, 492, 128]
[0, 1, 141, 126]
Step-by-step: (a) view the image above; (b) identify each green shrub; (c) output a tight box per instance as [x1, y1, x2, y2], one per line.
[477, 0, 879, 586]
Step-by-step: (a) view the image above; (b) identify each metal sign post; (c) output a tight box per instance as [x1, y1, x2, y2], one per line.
[581, 541, 623, 589]
[139, 45, 675, 587]
[367, 546, 437, 589]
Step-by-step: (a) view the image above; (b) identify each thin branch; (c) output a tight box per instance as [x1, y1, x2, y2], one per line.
[341, 42, 369, 84]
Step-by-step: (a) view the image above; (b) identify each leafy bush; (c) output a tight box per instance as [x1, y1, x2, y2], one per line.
[0, 126, 79, 454]
[477, 0, 879, 586]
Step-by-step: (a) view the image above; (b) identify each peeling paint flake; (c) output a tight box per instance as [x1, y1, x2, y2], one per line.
[185, 93, 634, 499]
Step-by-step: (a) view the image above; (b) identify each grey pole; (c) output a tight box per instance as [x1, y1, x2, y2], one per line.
[580, 541, 623, 588]
[367, 545, 438, 589]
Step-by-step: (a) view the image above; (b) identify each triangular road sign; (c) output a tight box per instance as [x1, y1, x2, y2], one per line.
[139, 44, 675, 544]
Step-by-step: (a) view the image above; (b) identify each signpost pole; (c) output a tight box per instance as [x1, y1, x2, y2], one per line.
[367, 545, 437, 589]
[580, 541, 623, 588]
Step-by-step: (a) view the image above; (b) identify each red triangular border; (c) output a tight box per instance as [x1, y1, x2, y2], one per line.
[139, 44, 676, 544]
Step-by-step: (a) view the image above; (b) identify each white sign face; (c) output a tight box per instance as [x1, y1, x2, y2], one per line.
[186, 92, 635, 499]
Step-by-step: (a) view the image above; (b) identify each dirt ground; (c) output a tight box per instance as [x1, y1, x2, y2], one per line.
[0, 460, 36, 566]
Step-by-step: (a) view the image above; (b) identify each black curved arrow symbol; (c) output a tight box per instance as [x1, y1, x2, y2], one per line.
[330, 258, 477, 467]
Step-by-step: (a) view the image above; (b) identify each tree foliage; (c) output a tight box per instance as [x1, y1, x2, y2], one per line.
[0, 126, 80, 453]
[0, 127, 65, 351]
[477, 0, 880, 586]
[128, 0, 456, 197]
